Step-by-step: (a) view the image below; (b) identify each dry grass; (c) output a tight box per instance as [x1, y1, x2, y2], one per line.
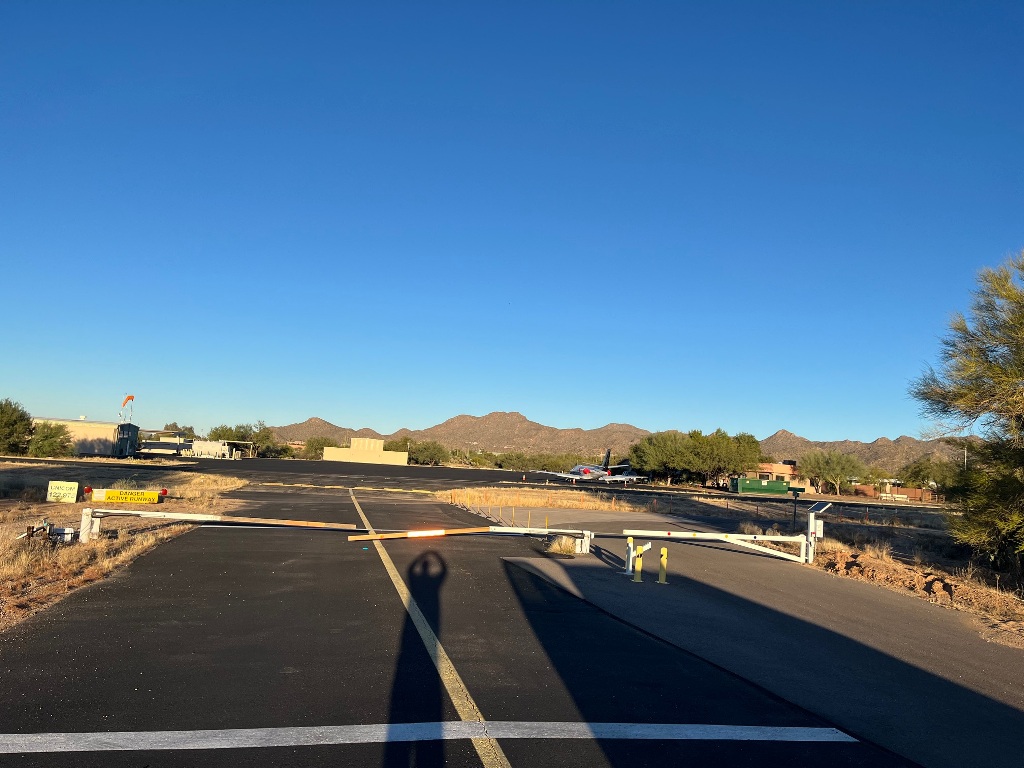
[546, 535, 580, 555]
[864, 540, 893, 561]
[815, 536, 848, 555]
[0, 513, 191, 632]
[814, 532, 1024, 641]
[441, 487, 649, 514]
[0, 462, 247, 633]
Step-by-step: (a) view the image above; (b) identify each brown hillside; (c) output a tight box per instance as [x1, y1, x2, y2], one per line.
[761, 429, 957, 473]
[271, 412, 648, 457]
[402, 412, 649, 455]
[272, 416, 954, 471]
[272, 417, 384, 444]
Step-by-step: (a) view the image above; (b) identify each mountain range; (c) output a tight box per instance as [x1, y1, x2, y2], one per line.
[272, 412, 955, 472]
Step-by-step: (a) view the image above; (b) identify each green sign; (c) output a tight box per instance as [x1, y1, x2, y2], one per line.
[789, 486, 806, 493]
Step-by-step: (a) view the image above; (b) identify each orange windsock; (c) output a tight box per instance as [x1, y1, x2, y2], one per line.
[121, 395, 135, 408]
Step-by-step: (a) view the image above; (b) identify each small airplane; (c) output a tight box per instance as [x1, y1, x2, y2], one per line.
[534, 450, 648, 484]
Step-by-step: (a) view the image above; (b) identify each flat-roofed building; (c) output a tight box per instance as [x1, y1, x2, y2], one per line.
[33, 418, 139, 458]
[746, 461, 798, 482]
[323, 437, 408, 466]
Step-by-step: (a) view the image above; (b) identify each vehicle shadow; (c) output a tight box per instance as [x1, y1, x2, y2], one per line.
[501, 557, 1024, 768]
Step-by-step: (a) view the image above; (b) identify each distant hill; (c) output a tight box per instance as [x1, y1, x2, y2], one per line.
[272, 417, 386, 444]
[272, 414, 955, 472]
[272, 412, 649, 458]
[761, 429, 958, 473]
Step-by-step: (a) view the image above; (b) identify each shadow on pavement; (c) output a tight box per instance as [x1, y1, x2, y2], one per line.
[591, 544, 624, 569]
[384, 550, 448, 767]
[502, 557, 1023, 768]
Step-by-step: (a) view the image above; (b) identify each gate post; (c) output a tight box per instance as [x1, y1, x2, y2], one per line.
[625, 537, 635, 576]
[806, 511, 816, 563]
[80, 508, 93, 544]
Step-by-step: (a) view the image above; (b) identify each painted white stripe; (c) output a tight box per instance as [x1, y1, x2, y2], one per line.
[349, 490, 513, 768]
[0, 722, 857, 753]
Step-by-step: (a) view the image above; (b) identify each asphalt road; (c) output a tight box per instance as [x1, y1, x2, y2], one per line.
[190, 457, 528, 489]
[0, 478, 928, 767]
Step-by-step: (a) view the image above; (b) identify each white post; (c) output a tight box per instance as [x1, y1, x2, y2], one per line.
[805, 511, 816, 563]
[80, 508, 93, 544]
[625, 536, 635, 575]
[575, 531, 593, 554]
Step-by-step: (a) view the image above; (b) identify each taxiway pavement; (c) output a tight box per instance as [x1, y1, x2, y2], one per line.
[0, 476, 1015, 766]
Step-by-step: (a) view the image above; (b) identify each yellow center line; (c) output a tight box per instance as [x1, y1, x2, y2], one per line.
[349, 490, 511, 768]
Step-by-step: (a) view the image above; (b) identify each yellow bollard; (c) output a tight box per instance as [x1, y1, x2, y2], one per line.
[512, 508, 515, 527]
[658, 547, 668, 584]
[545, 515, 548, 531]
[528, 509, 532, 529]
[633, 548, 644, 583]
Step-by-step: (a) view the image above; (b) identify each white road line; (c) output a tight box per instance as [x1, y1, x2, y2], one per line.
[0, 722, 858, 753]
[349, 490, 513, 768]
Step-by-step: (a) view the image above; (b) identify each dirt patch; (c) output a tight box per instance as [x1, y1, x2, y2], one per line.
[815, 540, 1024, 647]
[0, 462, 247, 633]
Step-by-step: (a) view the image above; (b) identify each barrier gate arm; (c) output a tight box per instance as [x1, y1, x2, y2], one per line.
[80, 508, 357, 543]
[622, 529, 808, 564]
[348, 525, 592, 543]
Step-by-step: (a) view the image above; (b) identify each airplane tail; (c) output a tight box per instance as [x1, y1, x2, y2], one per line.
[602, 449, 611, 470]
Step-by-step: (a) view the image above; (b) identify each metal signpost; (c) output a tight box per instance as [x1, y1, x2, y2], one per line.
[789, 486, 806, 532]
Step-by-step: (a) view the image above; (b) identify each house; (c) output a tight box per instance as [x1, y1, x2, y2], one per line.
[745, 460, 798, 483]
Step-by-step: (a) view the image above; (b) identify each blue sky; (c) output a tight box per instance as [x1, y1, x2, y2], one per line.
[3, 1, 1022, 442]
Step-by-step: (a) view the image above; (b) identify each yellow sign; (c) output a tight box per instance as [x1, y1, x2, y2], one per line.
[91, 489, 161, 504]
[46, 481, 79, 503]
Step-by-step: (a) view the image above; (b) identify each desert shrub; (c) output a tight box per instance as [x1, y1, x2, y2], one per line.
[0, 478, 26, 498]
[408, 440, 450, 466]
[301, 436, 339, 460]
[27, 422, 74, 458]
[19, 486, 46, 502]
[0, 399, 33, 455]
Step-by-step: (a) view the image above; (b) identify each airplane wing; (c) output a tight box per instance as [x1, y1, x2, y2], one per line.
[532, 471, 583, 481]
[599, 474, 648, 484]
